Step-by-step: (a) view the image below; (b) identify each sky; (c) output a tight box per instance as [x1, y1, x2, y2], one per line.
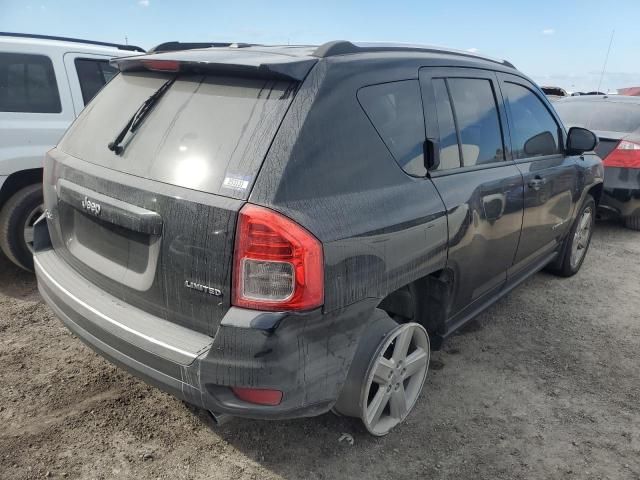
[2, 0, 639, 92]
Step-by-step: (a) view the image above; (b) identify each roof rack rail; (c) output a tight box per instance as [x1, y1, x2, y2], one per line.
[149, 41, 259, 53]
[0, 32, 145, 52]
[312, 40, 515, 69]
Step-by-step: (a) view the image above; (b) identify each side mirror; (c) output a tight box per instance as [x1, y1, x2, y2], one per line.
[567, 127, 598, 155]
[524, 131, 557, 156]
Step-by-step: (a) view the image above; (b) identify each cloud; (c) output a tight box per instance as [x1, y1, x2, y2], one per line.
[138, 0, 150, 6]
[542, 28, 555, 35]
[467, 48, 479, 53]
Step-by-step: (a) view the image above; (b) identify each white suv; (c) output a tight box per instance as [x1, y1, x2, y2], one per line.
[0, 32, 144, 270]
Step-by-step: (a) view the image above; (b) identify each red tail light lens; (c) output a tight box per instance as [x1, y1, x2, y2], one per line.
[603, 140, 640, 168]
[231, 387, 283, 406]
[232, 204, 323, 311]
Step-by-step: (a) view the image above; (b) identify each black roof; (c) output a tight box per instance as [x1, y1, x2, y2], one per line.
[0, 32, 145, 53]
[312, 41, 515, 68]
[145, 40, 515, 68]
[114, 40, 518, 82]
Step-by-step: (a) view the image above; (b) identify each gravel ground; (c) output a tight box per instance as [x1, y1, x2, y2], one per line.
[1, 221, 639, 480]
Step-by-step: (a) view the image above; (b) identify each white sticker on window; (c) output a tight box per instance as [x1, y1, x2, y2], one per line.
[222, 175, 251, 190]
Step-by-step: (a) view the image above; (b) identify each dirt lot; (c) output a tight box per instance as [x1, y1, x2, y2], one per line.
[1, 221, 639, 480]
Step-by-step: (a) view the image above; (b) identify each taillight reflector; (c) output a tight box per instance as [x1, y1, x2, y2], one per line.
[231, 387, 283, 406]
[232, 204, 323, 311]
[603, 140, 640, 168]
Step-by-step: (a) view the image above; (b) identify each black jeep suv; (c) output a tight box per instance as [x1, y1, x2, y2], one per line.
[34, 41, 602, 436]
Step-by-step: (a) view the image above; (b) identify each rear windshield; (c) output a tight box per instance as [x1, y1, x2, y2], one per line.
[554, 100, 640, 134]
[58, 72, 296, 199]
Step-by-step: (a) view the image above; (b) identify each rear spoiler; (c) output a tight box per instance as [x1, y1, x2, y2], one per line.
[111, 48, 318, 81]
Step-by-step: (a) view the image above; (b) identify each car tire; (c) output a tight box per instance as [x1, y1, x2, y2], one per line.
[333, 309, 430, 436]
[624, 215, 640, 231]
[548, 195, 596, 278]
[0, 184, 44, 272]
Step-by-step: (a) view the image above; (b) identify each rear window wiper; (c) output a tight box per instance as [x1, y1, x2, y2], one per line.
[108, 76, 177, 155]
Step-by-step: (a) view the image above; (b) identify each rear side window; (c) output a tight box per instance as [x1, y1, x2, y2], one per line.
[0, 52, 61, 113]
[504, 82, 561, 159]
[74, 58, 119, 105]
[447, 78, 505, 166]
[358, 80, 426, 176]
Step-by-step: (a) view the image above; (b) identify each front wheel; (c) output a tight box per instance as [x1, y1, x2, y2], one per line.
[549, 195, 595, 277]
[334, 310, 430, 436]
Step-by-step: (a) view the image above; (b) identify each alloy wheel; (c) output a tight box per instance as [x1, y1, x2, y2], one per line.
[570, 205, 593, 269]
[361, 323, 430, 436]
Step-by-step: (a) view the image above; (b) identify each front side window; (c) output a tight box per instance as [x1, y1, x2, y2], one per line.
[504, 82, 561, 159]
[75, 58, 119, 105]
[358, 80, 427, 176]
[447, 78, 505, 167]
[0, 52, 61, 113]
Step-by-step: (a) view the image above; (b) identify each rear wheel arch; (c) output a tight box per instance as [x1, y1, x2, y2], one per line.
[377, 269, 454, 341]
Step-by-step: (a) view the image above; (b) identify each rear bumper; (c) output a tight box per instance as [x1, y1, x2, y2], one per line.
[35, 245, 374, 420]
[601, 167, 640, 218]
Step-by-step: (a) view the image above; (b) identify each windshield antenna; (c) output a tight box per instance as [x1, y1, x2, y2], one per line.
[596, 29, 615, 94]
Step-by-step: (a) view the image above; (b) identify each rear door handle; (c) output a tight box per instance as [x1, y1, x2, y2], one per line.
[528, 176, 547, 191]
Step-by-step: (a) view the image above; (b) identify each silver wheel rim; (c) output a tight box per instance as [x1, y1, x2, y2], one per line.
[23, 204, 44, 253]
[361, 323, 430, 436]
[570, 206, 593, 269]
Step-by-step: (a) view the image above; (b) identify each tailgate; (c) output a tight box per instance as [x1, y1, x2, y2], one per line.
[43, 69, 298, 335]
[44, 150, 242, 336]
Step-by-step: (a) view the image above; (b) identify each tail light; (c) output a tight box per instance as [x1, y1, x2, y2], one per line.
[232, 204, 323, 311]
[231, 387, 283, 406]
[603, 140, 640, 168]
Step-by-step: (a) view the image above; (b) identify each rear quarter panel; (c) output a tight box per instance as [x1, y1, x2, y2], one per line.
[250, 56, 449, 312]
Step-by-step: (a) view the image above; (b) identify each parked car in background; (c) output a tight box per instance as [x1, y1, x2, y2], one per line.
[541, 85, 568, 102]
[34, 41, 602, 436]
[618, 87, 640, 96]
[555, 95, 640, 230]
[0, 32, 144, 271]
